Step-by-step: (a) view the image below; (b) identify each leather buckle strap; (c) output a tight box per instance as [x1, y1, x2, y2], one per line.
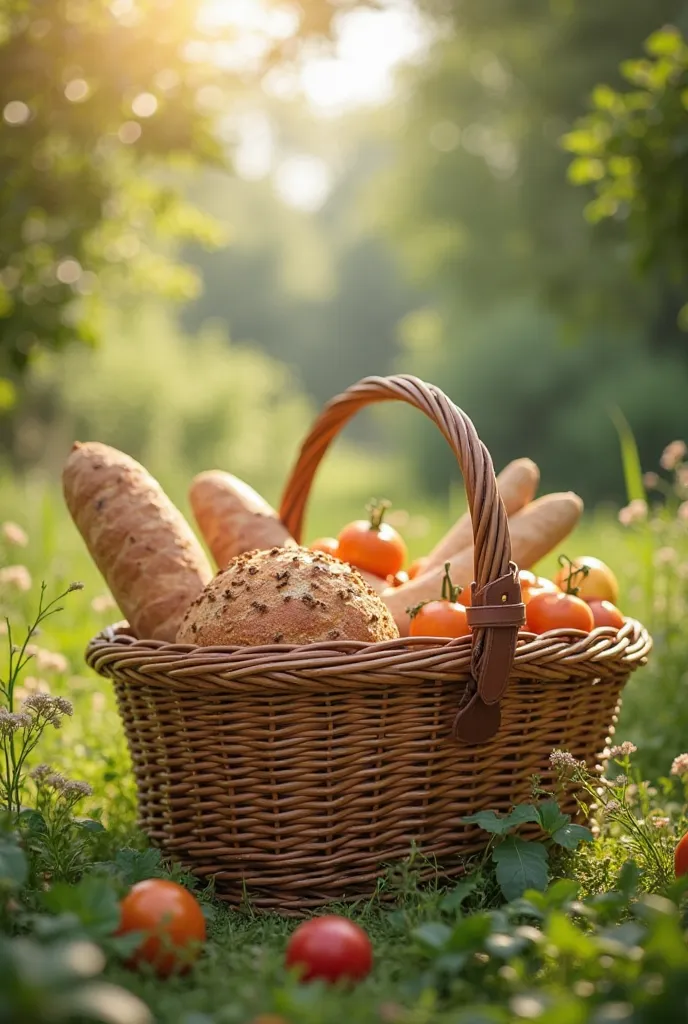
[452, 563, 524, 745]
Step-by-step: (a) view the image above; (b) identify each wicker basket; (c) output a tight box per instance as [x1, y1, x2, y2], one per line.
[86, 376, 652, 913]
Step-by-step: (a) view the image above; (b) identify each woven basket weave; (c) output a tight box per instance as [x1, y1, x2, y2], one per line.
[86, 376, 651, 913]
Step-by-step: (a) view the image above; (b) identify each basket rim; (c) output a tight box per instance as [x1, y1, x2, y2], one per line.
[85, 617, 652, 685]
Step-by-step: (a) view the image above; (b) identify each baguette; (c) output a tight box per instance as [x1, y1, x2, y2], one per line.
[421, 458, 540, 576]
[63, 442, 213, 642]
[383, 491, 583, 635]
[189, 470, 296, 569]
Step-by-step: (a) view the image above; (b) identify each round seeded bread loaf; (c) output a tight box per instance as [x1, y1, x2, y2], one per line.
[176, 546, 400, 646]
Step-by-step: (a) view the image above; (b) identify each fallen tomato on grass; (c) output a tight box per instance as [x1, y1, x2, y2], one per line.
[285, 915, 373, 984]
[117, 878, 206, 977]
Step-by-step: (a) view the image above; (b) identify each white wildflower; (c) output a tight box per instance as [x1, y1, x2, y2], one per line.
[660, 440, 687, 471]
[609, 741, 637, 758]
[0, 565, 32, 591]
[670, 753, 688, 777]
[1, 522, 28, 547]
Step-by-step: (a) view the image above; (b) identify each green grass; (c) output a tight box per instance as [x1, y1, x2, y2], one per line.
[2, 474, 688, 1023]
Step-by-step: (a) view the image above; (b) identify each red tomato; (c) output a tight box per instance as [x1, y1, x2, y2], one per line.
[519, 570, 560, 604]
[525, 590, 594, 635]
[409, 600, 470, 639]
[285, 915, 373, 985]
[117, 879, 206, 977]
[311, 537, 340, 558]
[675, 832, 688, 878]
[337, 502, 407, 579]
[587, 599, 624, 630]
[408, 557, 428, 580]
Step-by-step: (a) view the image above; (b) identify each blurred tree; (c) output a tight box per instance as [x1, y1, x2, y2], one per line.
[563, 25, 688, 329]
[0, 0, 356, 408]
[380, 0, 688, 339]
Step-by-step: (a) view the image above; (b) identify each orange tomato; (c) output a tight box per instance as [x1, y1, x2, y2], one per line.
[408, 557, 429, 580]
[117, 879, 206, 977]
[675, 832, 688, 878]
[311, 537, 340, 558]
[587, 599, 624, 630]
[337, 502, 407, 579]
[554, 555, 619, 604]
[518, 570, 560, 604]
[525, 590, 594, 635]
[409, 600, 470, 639]
[408, 562, 470, 638]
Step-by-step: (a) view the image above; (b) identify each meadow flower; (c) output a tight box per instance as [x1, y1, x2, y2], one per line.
[605, 800, 620, 813]
[678, 501, 688, 522]
[652, 817, 670, 828]
[677, 466, 688, 490]
[643, 471, 659, 490]
[618, 499, 647, 526]
[35, 648, 68, 673]
[22, 693, 73, 728]
[550, 749, 585, 770]
[609, 741, 637, 758]
[91, 593, 116, 614]
[660, 440, 687, 471]
[63, 779, 93, 798]
[654, 547, 676, 566]
[0, 708, 32, 734]
[614, 774, 628, 786]
[1, 521, 28, 547]
[670, 753, 688, 777]
[0, 565, 32, 591]
[30, 763, 53, 782]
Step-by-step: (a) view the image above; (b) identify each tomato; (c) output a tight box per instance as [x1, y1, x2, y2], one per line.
[675, 832, 688, 878]
[337, 501, 407, 579]
[587, 599, 624, 630]
[408, 563, 470, 638]
[409, 600, 470, 639]
[285, 915, 372, 984]
[525, 590, 594, 635]
[518, 570, 560, 604]
[408, 557, 428, 580]
[117, 879, 206, 977]
[311, 537, 340, 558]
[554, 555, 619, 604]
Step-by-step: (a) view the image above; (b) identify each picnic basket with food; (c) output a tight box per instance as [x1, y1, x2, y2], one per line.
[73, 375, 651, 913]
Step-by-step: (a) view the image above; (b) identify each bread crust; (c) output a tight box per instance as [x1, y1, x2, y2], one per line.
[177, 546, 400, 646]
[63, 442, 212, 641]
[189, 470, 296, 569]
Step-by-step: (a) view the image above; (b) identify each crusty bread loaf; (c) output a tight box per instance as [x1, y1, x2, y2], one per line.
[383, 491, 583, 636]
[63, 442, 212, 642]
[189, 470, 295, 569]
[177, 546, 399, 647]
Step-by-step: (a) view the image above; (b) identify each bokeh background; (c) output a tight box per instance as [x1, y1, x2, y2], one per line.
[2, 0, 688, 782]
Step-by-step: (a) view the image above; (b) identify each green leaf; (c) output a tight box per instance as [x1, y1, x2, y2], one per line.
[441, 876, 478, 913]
[462, 805, 540, 836]
[645, 27, 683, 58]
[537, 800, 570, 836]
[610, 407, 646, 502]
[617, 860, 640, 898]
[42, 875, 121, 938]
[0, 832, 28, 889]
[74, 818, 107, 834]
[592, 84, 620, 111]
[0, 377, 16, 412]
[493, 839, 549, 902]
[551, 824, 594, 850]
[413, 922, 452, 951]
[567, 157, 606, 185]
[546, 911, 597, 959]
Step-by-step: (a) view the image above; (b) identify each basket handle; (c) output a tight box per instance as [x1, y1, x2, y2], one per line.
[279, 375, 525, 745]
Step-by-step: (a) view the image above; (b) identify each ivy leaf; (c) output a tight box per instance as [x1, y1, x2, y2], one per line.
[551, 823, 594, 850]
[537, 800, 570, 836]
[462, 804, 540, 836]
[493, 839, 549, 902]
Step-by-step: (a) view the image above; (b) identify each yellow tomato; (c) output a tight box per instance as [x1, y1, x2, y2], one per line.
[554, 555, 619, 604]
